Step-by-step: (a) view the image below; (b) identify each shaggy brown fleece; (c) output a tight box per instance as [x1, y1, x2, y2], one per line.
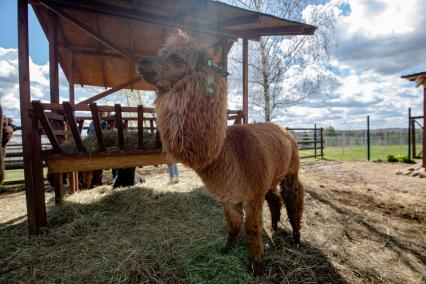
[138, 31, 303, 274]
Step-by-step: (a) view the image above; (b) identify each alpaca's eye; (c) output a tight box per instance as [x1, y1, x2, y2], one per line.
[168, 54, 185, 67]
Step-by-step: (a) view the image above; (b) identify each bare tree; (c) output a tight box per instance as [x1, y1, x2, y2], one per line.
[226, 0, 337, 121]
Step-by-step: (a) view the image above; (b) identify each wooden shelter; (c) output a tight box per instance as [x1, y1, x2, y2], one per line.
[402, 71, 426, 166]
[18, 0, 316, 234]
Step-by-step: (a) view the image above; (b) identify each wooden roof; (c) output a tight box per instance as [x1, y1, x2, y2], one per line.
[401, 71, 426, 87]
[31, 0, 316, 91]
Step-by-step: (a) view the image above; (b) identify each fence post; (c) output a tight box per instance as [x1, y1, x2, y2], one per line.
[314, 124, 317, 158]
[367, 115, 371, 161]
[408, 107, 411, 159]
[320, 128, 324, 158]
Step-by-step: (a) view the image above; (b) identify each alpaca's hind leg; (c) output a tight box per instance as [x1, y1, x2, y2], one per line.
[280, 175, 304, 248]
[245, 199, 265, 275]
[265, 189, 282, 231]
[224, 202, 243, 247]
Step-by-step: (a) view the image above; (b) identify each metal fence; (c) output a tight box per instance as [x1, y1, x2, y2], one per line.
[323, 129, 423, 160]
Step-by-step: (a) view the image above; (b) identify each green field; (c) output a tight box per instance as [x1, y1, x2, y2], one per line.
[301, 145, 420, 161]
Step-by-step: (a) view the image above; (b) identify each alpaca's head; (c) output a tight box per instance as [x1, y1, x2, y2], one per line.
[138, 30, 227, 94]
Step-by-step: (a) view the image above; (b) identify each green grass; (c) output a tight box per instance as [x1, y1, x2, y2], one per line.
[300, 145, 421, 161]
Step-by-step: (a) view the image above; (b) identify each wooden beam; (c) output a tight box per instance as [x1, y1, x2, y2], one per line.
[46, 151, 173, 173]
[415, 75, 425, 87]
[63, 102, 87, 152]
[242, 37, 249, 124]
[69, 52, 75, 105]
[39, 0, 238, 39]
[217, 15, 260, 28]
[40, 0, 140, 63]
[76, 77, 143, 105]
[89, 103, 106, 151]
[18, 0, 47, 234]
[48, 11, 59, 104]
[239, 25, 317, 38]
[115, 104, 125, 150]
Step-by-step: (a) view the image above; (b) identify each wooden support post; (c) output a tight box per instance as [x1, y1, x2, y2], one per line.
[137, 105, 144, 150]
[242, 37, 248, 124]
[115, 104, 125, 150]
[63, 102, 87, 152]
[89, 103, 106, 151]
[31, 112, 47, 226]
[48, 11, 59, 104]
[32, 101, 63, 154]
[19, 0, 46, 234]
[69, 172, 78, 193]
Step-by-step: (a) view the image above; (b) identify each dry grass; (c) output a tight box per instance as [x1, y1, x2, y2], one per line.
[1, 162, 425, 283]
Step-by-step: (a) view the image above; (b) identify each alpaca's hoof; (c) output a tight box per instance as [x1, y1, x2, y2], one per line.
[250, 260, 264, 276]
[293, 231, 301, 249]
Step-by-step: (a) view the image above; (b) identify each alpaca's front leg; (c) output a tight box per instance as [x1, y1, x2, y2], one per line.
[245, 199, 265, 275]
[223, 202, 243, 248]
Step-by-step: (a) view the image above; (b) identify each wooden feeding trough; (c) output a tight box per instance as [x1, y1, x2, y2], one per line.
[18, 0, 316, 234]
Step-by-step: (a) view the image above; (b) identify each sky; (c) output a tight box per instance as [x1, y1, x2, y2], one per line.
[0, 0, 425, 129]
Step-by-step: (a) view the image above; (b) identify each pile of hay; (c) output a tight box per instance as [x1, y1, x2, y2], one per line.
[61, 129, 159, 154]
[395, 164, 426, 178]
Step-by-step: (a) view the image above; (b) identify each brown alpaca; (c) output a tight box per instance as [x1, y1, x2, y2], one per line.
[0, 116, 15, 185]
[138, 31, 304, 274]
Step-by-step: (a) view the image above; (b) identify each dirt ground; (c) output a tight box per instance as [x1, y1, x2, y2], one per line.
[1, 161, 425, 283]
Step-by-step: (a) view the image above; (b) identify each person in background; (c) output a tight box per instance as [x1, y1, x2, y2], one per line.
[167, 163, 179, 184]
[87, 111, 109, 135]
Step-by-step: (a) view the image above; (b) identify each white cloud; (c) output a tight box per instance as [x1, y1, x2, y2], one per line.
[271, 0, 426, 129]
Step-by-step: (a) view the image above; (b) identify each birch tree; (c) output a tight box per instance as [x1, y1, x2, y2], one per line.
[227, 0, 337, 121]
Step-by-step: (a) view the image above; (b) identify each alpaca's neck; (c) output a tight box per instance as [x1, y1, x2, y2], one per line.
[155, 72, 227, 170]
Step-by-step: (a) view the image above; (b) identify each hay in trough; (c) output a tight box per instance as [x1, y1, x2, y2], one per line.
[61, 129, 159, 154]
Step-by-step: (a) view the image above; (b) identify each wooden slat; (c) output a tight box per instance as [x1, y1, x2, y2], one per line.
[46, 151, 172, 173]
[218, 15, 260, 28]
[63, 102, 87, 152]
[45, 112, 64, 121]
[89, 102, 106, 151]
[115, 104, 125, 150]
[32, 101, 63, 154]
[137, 105, 144, 150]
[76, 77, 143, 105]
[77, 119, 84, 133]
